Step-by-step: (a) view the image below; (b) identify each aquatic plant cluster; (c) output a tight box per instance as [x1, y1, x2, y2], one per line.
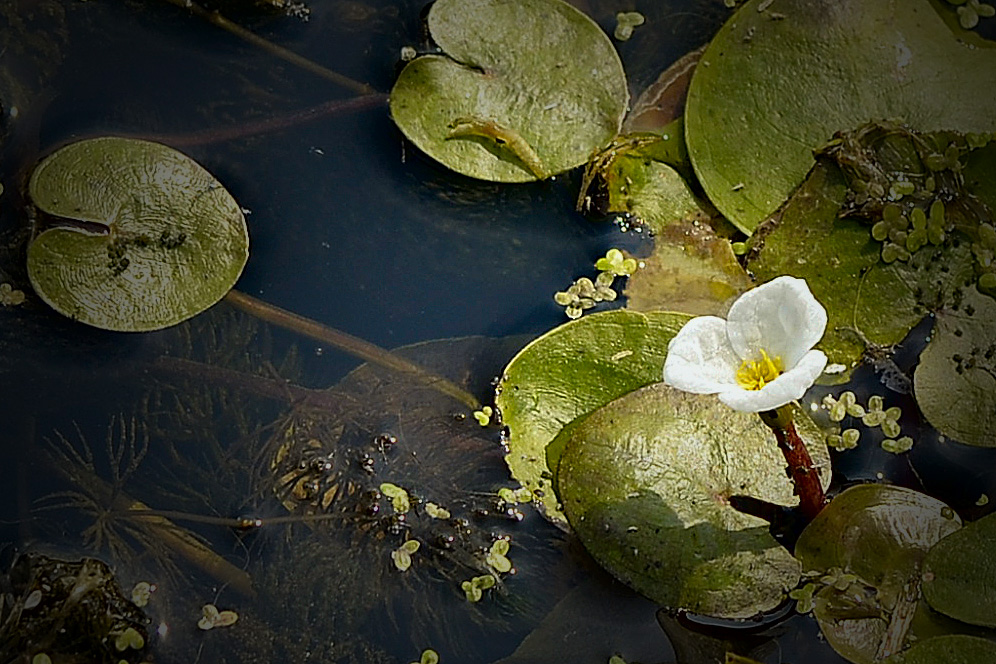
[3, 0, 996, 663]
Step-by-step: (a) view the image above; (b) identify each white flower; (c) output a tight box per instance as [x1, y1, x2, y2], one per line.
[663, 276, 828, 412]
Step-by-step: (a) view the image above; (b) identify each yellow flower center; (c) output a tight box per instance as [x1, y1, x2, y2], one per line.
[736, 349, 784, 391]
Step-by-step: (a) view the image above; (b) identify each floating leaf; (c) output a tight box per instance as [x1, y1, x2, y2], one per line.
[601, 138, 708, 232]
[794, 484, 963, 664]
[389, 0, 627, 182]
[747, 125, 993, 396]
[555, 383, 830, 619]
[923, 510, 996, 627]
[913, 286, 996, 447]
[685, 0, 996, 232]
[113, 626, 145, 651]
[881, 635, 996, 664]
[624, 219, 751, 316]
[27, 137, 248, 331]
[496, 310, 692, 526]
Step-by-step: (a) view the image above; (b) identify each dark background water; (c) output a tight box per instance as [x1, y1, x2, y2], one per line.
[3, 0, 992, 662]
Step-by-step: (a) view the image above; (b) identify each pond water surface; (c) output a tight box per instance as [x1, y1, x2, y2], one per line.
[5, 1, 987, 663]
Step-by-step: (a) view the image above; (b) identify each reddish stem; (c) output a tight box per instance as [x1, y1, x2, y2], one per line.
[761, 410, 827, 520]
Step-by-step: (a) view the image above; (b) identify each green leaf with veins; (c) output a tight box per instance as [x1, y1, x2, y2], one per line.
[881, 635, 996, 664]
[555, 384, 829, 619]
[747, 124, 995, 418]
[27, 137, 248, 332]
[685, 0, 996, 233]
[923, 500, 996, 626]
[389, 0, 627, 182]
[794, 484, 964, 664]
[496, 309, 691, 526]
[914, 286, 996, 447]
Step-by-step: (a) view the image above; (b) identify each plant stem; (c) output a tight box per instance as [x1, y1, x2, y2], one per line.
[132, 94, 388, 147]
[224, 290, 482, 410]
[159, 0, 378, 95]
[760, 406, 827, 520]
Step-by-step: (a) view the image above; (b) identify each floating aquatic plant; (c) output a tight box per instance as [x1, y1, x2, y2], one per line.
[0, 282, 25, 306]
[663, 276, 828, 413]
[392, 539, 421, 572]
[554, 274, 617, 319]
[26, 137, 248, 332]
[613, 12, 644, 41]
[485, 538, 512, 574]
[380, 482, 412, 514]
[460, 574, 496, 602]
[472, 406, 493, 426]
[411, 649, 439, 664]
[663, 276, 830, 517]
[595, 248, 638, 277]
[197, 604, 239, 630]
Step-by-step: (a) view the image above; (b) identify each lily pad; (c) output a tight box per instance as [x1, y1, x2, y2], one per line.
[747, 124, 993, 382]
[748, 124, 996, 444]
[882, 635, 996, 664]
[389, 0, 628, 182]
[685, 0, 996, 233]
[554, 383, 830, 619]
[914, 286, 996, 447]
[624, 219, 752, 317]
[496, 309, 691, 526]
[27, 137, 248, 332]
[794, 484, 963, 664]
[922, 510, 996, 627]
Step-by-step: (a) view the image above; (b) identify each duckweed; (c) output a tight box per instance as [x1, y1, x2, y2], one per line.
[197, 604, 239, 630]
[425, 502, 451, 519]
[0, 283, 25, 306]
[498, 486, 533, 504]
[789, 582, 818, 614]
[113, 627, 145, 651]
[595, 248, 638, 276]
[613, 11, 645, 41]
[461, 574, 496, 602]
[473, 406, 493, 426]
[130, 581, 154, 608]
[380, 482, 411, 513]
[392, 539, 421, 572]
[881, 435, 913, 453]
[486, 538, 512, 573]
[842, 428, 861, 448]
[412, 649, 439, 664]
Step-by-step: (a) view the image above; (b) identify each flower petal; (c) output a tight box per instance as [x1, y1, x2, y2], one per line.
[718, 350, 828, 412]
[725, 276, 828, 368]
[663, 316, 741, 394]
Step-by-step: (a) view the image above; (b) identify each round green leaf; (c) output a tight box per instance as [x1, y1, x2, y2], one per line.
[794, 484, 963, 664]
[555, 384, 830, 619]
[27, 137, 248, 332]
[923, 510, 996, 627]
[685, 0, 996, 233]
[882, 635, 996, 664]
[747, 125, 991, 388]
[914, 287, 996, 447]
[389, 0, 628, 182]
[496, 309, 691, 526]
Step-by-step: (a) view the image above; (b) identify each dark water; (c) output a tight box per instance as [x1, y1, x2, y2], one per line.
[3, 1, 989, 663]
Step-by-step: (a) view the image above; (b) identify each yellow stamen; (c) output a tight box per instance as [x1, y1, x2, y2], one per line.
[736, 349, 784, 391]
